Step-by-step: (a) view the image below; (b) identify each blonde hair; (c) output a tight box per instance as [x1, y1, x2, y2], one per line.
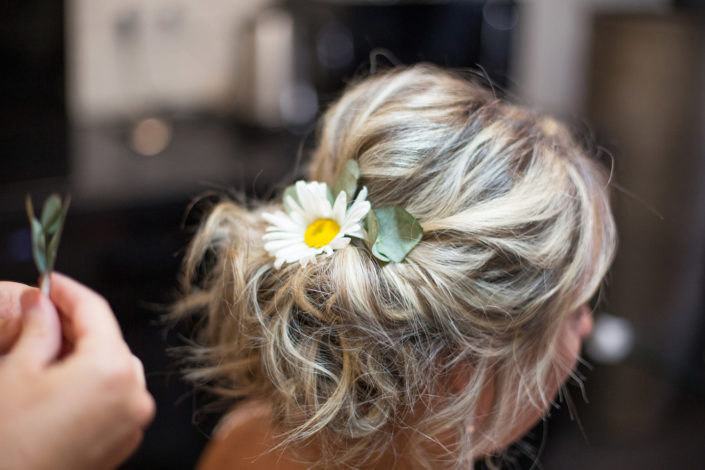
[175, 64, 616, 469]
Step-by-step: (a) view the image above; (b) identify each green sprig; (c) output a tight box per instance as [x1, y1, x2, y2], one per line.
[25, 194, 70, 295]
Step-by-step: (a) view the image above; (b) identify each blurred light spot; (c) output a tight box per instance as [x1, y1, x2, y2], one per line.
[131, 118, 172, 157]
[585, 313, 635, 364]
[6, 228, 32, 263]
[280, 83, 318, 127]
[316, 22, 354, 70]
[482, 1, 518, 31]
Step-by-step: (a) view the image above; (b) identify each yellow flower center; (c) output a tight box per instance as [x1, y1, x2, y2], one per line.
[304, 218, 340, 248]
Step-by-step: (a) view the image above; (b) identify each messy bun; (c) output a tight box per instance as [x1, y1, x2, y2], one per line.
[175, 64, 616, 469]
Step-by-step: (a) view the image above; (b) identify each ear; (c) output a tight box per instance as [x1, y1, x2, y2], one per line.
[572, 304, 594, 340]
[557, 304, 593, 373]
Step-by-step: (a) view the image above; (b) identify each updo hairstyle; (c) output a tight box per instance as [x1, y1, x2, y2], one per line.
[175, 64, 617, 469]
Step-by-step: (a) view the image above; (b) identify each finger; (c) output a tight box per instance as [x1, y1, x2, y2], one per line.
[132, 355, 146, 389]
[136, 391, 157, 429]
[48, 272, 124, 351]
[11, 290, 62, 367]
[0, 282, 34, 354]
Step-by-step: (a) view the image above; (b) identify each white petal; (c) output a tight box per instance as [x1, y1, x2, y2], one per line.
[329, 236, 351, 250]
[300, 252, 317, 267]
[262, 231, 303, 242]
[345, 187, 371, 221]
[261, 211, 283, 224]
[341, 222, 363, 236]
[290, 210, 309, 228]
[294, 181, 315, 213]
[345, 200, 371, 223]
[313, 183, 333, 217]
[290, 192, 312, 223]
[277, 244, 314, 262]
[332, 191, 347, 224]
[356, 186, 368, 203]
[293, 181, 333, 220]
[345, 226, 366, 239]
[284, 194, 303, 213]
[264, 238, 303, 252]
[320, 197, 334, 218]
[297, 181, 317, 210]
[318, 182, 335, 213]
[263, 211, 297, 229]
[313, 181, 329, 201]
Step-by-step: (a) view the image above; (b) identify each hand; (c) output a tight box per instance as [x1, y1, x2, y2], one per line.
[0, 273, 156, 470]
[0, 281, 26, 353]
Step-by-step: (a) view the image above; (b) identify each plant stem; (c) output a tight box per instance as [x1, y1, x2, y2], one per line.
[39, 274, 50, 296]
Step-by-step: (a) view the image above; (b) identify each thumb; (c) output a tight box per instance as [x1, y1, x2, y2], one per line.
[11, 290, 62, 368]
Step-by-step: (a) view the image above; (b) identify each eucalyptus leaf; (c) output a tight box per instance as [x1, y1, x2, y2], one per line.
[365, 209, 379, 251]
[30, 218, 42, 247]
[370, 206, 423, 263]
[38, 230, 46, 257]
[47, 227, 60, 272]
[40, 194, 63, 234]
[34, 230, 48, 274]
[371, 244, 390, 263]
[283, 184, 299, 212]
[33, 245, 47, 274]
[333, 160, 360, 202]
[30, 218, 47, 273]
[46, 196, 70, 272]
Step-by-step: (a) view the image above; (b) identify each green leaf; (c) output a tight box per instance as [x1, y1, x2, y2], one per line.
[46, 196, 70, 272]
[33, 246, 47, 274]
[371, 241, 390, 263]
[47, 230, 59, 272]
[40, 194, 63, 234]
[365, 209, 379, 251]
[370, 206, 423, 263]
[38, 229, 46, 257]
[333, 160, 360, 203]
[30, 218, 42, 245]
[31, 219, 47, 273]
[283, 184, 299, 212]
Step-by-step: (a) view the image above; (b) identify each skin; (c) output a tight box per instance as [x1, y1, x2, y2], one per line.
[0, 273, 155, 470]
[197, 304, 594, 469]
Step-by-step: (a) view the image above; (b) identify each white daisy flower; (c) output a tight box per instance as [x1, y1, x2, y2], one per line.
[262, 180, 371, 268]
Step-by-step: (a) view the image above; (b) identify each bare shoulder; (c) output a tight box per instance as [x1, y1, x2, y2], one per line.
[196, 400, 309, 470]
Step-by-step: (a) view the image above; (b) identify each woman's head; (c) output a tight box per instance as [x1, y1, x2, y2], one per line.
[177, 64, 616, 469]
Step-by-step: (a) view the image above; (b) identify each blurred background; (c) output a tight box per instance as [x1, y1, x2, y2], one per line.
[1, 0, 704, 468]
